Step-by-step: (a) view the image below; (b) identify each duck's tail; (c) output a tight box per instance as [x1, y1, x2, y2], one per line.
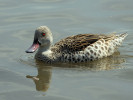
[118, 32, 128, 39]
[114, 33, 128, 47]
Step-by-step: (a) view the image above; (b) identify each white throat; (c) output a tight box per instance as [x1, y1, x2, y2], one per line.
[37, 44, 51, 54]
[35, 44, 53, 60]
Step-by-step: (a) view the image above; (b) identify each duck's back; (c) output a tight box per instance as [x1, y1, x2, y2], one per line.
[51, 33, 127, 63]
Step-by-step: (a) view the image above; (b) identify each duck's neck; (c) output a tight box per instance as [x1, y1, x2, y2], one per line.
[35, 44, 52, 60]
[35, 44, 57, 63]
[36, 44, 52, 55]
[35, 44, 53, 62]
[39, 46, 49, 53]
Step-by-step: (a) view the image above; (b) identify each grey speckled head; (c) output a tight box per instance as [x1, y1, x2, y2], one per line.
[35, 26, 53, 46]
[26, 26, 53, 53]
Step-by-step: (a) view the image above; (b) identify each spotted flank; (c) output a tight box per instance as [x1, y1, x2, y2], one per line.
[26, 26, 128, 63]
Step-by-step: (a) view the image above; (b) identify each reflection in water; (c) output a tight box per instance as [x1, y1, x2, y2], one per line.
[25, 51, 125, 92]
[26, 61, 52, 92]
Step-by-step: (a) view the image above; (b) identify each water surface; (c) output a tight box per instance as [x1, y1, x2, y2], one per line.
[0, 0, 133, 100]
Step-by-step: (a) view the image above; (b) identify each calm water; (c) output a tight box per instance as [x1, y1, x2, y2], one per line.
[0, 0, 133, 100]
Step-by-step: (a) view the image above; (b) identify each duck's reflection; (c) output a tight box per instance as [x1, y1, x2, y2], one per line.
[26, 51, 125, 92]
[26, 61, 52, 92]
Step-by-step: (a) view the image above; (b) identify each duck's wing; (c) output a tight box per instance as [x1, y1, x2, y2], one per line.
[51, 34, 111, 53]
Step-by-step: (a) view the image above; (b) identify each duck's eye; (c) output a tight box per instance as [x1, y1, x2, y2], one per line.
[42, 33, 46, 36]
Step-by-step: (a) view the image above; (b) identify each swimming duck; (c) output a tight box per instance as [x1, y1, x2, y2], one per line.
[26, 26, 127, 63]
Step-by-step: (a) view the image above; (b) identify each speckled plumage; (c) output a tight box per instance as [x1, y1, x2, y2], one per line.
[26, 26, 128, 63]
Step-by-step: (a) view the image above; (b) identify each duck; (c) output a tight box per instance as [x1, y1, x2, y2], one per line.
[25, 26, 128, 63]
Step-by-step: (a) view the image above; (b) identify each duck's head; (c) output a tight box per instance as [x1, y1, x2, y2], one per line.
[26, 26, 53, 53]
